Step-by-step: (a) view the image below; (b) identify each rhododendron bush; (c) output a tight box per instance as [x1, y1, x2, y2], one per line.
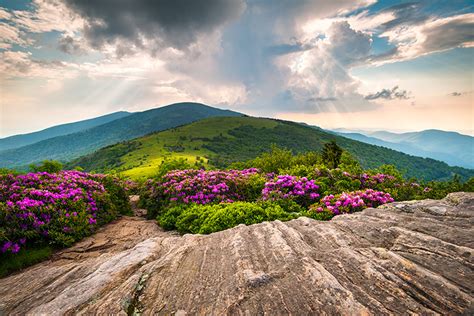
[140, 168, 266, 218]
[0, 171, 131, 255]
[262, 175, 320, 207]
[139, 166, 402, 233]
[310, 189, 394, 218]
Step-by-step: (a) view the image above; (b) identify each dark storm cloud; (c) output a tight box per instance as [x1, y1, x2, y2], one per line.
[63, 0, 245, 51]
[365, 86, 410, 100]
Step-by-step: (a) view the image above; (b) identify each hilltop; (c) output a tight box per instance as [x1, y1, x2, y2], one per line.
[0, 103, 242, 168]
[69, 116, 474, 181]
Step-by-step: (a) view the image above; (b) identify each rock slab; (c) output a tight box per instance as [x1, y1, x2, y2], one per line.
[0, 192, 473, 315]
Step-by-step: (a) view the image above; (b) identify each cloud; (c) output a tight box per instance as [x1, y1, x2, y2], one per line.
[449, 91, 472, 97]
[272, 21, 376, 113]
[378, 2, 429, 31]
[63, 0, 246, 54]
[8, 0, 82, 34]
[376, 13, 474, 64]
[57, 35, 86, 55]
[0, 21, 30, 49]
[0, 50, 80, 83]
[364, 86, 410, 100]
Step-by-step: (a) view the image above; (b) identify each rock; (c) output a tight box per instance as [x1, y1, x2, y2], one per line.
[129, 194, 148, 217]
[0, 192, 473, 315]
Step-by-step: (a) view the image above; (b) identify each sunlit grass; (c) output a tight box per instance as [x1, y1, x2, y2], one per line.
[112, 117, 277, 180]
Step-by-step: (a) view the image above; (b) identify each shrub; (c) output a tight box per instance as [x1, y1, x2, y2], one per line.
[310, 189, 394, 216]
[29, 160, 63, 173]
[155, 157, 199, 180]
[0, 171, 130, 254]
[159, 202, 298, 234]
[262, 175, 320, 207]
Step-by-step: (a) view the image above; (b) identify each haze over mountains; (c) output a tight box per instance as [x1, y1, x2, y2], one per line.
[333, 129, 474, 169]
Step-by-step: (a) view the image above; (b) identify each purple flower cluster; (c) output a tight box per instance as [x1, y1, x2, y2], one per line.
[158, 168, 260, 204]
[342, 171, 396, 187]
[312, 189, 394, 215]
[262, 175, 320, 206]
[0, 171, 118, 254]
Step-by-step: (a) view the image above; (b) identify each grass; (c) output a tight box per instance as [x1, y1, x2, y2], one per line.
[70, 116, 474, 181]
[0, 246, 53, 278]
[74, 117, 278, 180]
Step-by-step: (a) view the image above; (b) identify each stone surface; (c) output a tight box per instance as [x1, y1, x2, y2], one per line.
[0, 192, 473, 315]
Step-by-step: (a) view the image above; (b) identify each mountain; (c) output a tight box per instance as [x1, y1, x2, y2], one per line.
[0, 111, 131, 151]
[68, 116, 474, 181]
[333, 129, 474, 169]
[0, 103, 243, 168]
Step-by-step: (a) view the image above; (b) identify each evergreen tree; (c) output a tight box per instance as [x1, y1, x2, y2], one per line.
[321, 141, 343, 169]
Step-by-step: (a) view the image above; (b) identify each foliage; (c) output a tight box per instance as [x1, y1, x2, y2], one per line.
[159, 201, 298, 234]
[262, 175, 320, 207]
[309, 189, 394, 216]
[0, 171, 131, 255]
[139, 147, 474, 235]
[0, 245, 53, 278]
[155, 157, 201, 180]
[2, 103, 242, 169]
[321, 141, 343, 169]
[29, 160, 63, 173]
[67, 116, 474, 181]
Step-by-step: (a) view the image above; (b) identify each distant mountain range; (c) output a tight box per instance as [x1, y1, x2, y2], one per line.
[0, 111, 131, 151]
[332, 129, 474, 169]
[0, 103, 242, 168]
[69, 116, 474, 181]
[1, 102, 472, 181]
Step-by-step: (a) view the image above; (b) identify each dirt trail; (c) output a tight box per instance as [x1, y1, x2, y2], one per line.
[0, 193, 473, 315]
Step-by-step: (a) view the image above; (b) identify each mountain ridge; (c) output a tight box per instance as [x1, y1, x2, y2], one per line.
[69, 116, 474, 181]
[0, 111, 132, 151]
[0, 102, 243, 168]
[332, 128, 474, 169]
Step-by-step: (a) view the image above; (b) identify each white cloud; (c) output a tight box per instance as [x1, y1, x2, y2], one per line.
[375, 13, 474, 64]
[0, 22, 30, 49]
[11, 0, 82, 35]
[273, 21, 376, 113]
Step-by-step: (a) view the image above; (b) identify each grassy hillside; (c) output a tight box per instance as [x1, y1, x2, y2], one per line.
[0, 111, 131, 151]
[0, 103, 242, 168]
[69, 117, 474, 181]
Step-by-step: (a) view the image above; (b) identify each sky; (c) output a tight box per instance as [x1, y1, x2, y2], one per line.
[0, 0, 473, 137]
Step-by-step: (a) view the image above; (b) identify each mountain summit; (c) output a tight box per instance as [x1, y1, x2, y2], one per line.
[0, 103, 243, 168]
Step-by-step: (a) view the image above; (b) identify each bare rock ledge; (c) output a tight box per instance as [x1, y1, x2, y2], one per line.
[0, 192, 473, 315]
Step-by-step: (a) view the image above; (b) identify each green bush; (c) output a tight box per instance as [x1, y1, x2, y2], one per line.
[155, 157, 199, 180]
[29, 160, 63, 173]
[98, 175, 133, 216]
[236, 173, 267, 201]
[304, 208, 334, 221]
[159, 202, 299, 234]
